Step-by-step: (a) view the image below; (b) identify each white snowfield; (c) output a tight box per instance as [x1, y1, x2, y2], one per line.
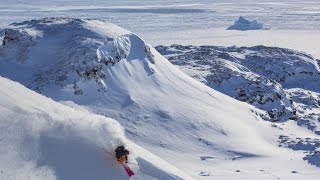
[0, 18, 320, 179]
[145, 29, 320, 60]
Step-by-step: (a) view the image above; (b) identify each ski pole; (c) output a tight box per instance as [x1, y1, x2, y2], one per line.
[127, 162, 140, 166]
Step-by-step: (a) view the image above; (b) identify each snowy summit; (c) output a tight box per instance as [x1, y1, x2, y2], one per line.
[228, 16, 264, 31]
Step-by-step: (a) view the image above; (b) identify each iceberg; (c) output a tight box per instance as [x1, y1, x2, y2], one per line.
[228, 16, 264, 31]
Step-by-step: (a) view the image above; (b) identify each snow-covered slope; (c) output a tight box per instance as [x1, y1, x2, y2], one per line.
[0, 18, 270, 151]
[1, 18, 320, 179]
[0, 76, 192, 180]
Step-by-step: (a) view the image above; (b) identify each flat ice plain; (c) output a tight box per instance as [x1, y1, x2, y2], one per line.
[1, 0, 320, 58]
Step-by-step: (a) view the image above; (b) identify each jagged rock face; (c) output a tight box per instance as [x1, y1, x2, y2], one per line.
[286, 88, 320, 132]
[1, 29, 37, 62]
[156, 45, 320, 132]
[242, 46, 320, 91]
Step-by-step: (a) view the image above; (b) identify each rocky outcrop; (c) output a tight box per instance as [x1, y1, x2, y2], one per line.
[156, 44, 320, 133]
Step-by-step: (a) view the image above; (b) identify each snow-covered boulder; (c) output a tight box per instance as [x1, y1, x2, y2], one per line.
[227, 16, 263, 31]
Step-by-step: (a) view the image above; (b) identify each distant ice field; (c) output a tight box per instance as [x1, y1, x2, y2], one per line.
[1, 0, 320, 58]
[146, 29, 320, 60]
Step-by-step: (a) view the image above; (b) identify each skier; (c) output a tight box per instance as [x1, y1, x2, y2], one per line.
[115, 145, 135, 177]
[115, 145, 129, 164]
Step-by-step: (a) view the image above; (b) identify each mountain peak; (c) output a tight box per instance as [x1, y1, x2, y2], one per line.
[0, 18, 155, 95]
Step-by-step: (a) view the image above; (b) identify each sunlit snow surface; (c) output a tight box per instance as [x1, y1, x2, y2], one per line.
[1, 1, 320, 179]
[0, 77, 192, 180]
[1, 0, 320, 58]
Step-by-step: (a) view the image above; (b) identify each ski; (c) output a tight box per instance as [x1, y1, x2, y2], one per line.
[123, 164, 135, 177]
[102, 148, 135, 177]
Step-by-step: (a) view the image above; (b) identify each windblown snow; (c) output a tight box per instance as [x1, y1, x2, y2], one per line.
[0, 75, 126, 179]
[0, 77, 192, 180]
[0, 18, 320, 179]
